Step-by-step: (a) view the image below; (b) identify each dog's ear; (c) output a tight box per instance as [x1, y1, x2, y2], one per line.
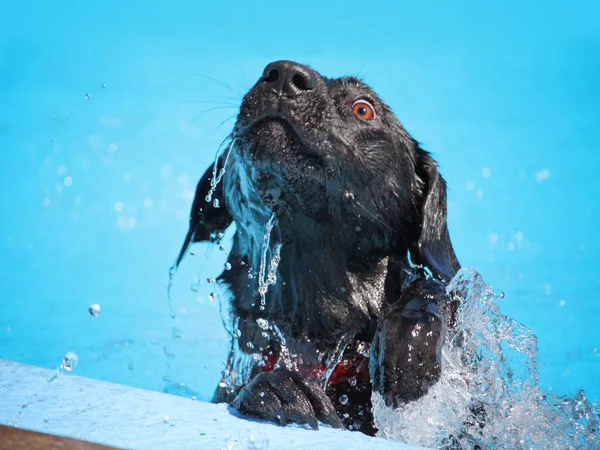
[408, 149, 460, 281]
[174, 158, 233, 268]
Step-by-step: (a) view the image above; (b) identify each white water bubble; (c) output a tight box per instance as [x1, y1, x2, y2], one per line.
[85, 93, 91, 100]
[209, 293, 216, 301]
[482, 167, 491, 178]
[339, 394, 349, 405]
[212, 198, 220, 208]
[224, 262, 232, 271]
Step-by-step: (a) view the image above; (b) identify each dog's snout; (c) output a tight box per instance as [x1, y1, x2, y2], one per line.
[260, 60, 316, 96]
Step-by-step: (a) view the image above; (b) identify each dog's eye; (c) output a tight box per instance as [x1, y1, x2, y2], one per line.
[352, 100, 376, 120]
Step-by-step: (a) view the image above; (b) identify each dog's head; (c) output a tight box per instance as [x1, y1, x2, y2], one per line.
[183, 61, 459, 281]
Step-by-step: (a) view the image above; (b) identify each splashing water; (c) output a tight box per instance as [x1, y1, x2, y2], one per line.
[320, 333, 353, 388]
[257, 213, 281, 309]
[372, 268, 600, 449]
[205, 137, 237, 204]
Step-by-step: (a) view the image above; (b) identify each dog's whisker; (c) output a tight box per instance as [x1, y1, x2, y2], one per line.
[189, 72, 244, 96]
[217, 113, 239, 130]
[190, 106, 239, 123]
[175, 99, 239, 106]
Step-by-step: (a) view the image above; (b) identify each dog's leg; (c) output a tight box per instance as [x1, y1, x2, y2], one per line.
[370, 278, 449, 407]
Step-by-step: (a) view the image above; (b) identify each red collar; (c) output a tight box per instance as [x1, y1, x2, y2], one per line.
[260, 351, 370, 385]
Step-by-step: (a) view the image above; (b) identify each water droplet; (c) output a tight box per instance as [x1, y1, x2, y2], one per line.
[256, 318, 269, 330]
[248, 273, 254, 279]
[43, 416, 49, 423]
[209, 293, 216, 301]
[224, 262, 232, 270]
[61, 352, 78, 372]
[102, 83, 106, 89]
[88, 304, 101, 317]
[205, 194, 212, 202]
[339, 394, 349, 405]
[85, 93, 91, 100]
[163, 415, 170, 424]
[246, 341, 255, 349]
[349, 376, 357, 387]
[233, 329, 241, 338]
[191, 396, 196, 401]
[259, 392, 265, 397]
[207, 277, 215, 284]
[212, 198, 220, 208]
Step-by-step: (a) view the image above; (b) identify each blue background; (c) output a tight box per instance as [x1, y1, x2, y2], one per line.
[1, 0, 599, 402]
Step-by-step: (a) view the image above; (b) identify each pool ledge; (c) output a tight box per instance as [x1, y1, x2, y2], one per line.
[0, 359, 428, 450]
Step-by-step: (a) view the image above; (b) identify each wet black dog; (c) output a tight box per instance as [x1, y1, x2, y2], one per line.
[175, 61, 460, 435]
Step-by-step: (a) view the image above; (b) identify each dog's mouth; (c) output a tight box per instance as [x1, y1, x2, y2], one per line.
[234, 113, 325, 167]
[235, 112, 301, 142]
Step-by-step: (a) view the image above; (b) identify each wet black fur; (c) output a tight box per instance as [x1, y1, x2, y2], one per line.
[176, 61, 460, 435]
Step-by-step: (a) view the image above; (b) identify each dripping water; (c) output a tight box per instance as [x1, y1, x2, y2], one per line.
[205, 137, 237, 204]
[257, 213, 280, 310]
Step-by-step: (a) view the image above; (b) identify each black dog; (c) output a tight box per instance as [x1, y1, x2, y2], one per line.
[175, 61, 460, 435]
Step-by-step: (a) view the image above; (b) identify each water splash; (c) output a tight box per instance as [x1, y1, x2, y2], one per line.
[257, 213, 280, 310]
[205, 137, 237, 204]
[372, 268, 600, 449]
[320, 333, 353, 388]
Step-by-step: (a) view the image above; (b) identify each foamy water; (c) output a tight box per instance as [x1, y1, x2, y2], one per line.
[372, 269, 600, 449]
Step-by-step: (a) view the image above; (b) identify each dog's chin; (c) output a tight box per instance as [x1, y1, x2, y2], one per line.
[235, 115, 323, 164]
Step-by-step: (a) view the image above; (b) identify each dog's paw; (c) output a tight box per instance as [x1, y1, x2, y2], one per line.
[371, 280, 447, 407]
[233, 368, 342, 430]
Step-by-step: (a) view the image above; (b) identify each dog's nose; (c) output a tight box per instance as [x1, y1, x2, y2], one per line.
[260, 60, 316, 96]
